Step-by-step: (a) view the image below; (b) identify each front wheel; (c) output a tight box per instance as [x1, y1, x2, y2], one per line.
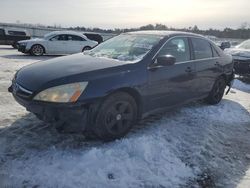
[30, 44, 44, 56]
[92, 92, 138, 141]
[205, 77, 226, 105]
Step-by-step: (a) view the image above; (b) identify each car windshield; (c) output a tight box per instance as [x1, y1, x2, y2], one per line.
[44, 32, 57, 39]
[237, 39, 250, 49]
[85, 34, 163, 63]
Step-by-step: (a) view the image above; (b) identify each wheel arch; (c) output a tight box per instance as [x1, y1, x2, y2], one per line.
[82, 46, 92, 52]
[30, 43, 46, 53]
[220, 73, 227, 80]
[109, 87, 143, 119]
[219, 73, 229, 85]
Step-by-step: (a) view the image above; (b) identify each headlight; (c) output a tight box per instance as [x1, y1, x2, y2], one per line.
[19, 42, 27, 46]
[33, 82, 88, 103]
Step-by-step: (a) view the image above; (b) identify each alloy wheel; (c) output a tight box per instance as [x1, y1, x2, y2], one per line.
[104, 101, 134, 135]
[32, 45, 44, 56]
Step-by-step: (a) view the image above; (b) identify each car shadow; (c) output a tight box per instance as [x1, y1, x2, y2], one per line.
[233, 78, 250, 93]
[0, 47, 16, 50]
[0, 99, 250, 187]
[0, 113, 96, 160]
[1, 54, 61, 61]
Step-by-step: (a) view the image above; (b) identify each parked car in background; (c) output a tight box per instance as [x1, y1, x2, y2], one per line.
[9, 31, 234, 140]
[83, 32, 103, 44]
[0, 28, 30, 48]
[204, 35, 237, 50]
[17, 31, 98, 56]
[219, 41, 231, 50]
[225, 39, 250, 76]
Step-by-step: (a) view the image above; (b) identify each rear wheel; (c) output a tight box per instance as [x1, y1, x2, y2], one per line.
[92, 92, 138, 141]
[205, 77, 226, 105]
[30, 44, 44, 56]
[82, 46, 91, 52]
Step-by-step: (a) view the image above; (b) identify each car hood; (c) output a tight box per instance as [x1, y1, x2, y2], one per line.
[225, 48, 250, 59]
[18, 38, 45, 43]
[16, 53, 129, 92]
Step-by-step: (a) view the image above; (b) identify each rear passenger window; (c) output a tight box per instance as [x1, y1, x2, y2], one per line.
[211, 45, 220, 57]
[192, 38, 213, 59]
[68, 35, 84, 41]
[158, 37, 190, 63]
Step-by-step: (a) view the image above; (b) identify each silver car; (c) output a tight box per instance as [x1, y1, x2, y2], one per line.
[17, 31, 98, 56]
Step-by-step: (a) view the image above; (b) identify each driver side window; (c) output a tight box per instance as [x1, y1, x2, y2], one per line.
[158, 37, 190, 63]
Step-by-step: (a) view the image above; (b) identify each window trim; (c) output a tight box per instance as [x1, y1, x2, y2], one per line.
[210, 44, 220, 57]
[148, 56, 220, 70]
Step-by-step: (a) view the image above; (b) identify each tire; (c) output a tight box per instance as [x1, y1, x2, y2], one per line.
[30, 44, 44, 56]
[12, 42, 18, 49]
[92, 92, 138, 141]
[82, 46, 91, 52]
[205, 77, 226, 105]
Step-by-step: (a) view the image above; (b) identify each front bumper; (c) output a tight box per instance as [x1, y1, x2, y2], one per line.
[17, 44, 29, 53]
[8, 83, 92, 132]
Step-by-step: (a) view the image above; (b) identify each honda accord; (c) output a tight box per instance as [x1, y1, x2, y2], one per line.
[9, 31, 234, 140]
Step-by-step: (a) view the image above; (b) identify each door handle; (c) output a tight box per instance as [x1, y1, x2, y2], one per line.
[185, 67, 193, 73]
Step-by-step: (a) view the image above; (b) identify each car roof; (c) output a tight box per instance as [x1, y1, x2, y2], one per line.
[126, 30, 203, 38]
[46, 30, 87, 38]
[83, 32, 102, 35]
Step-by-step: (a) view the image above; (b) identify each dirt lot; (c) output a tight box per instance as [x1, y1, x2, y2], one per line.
[0, 45, 250, 188]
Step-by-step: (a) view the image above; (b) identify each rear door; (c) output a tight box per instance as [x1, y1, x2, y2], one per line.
[66, 35, 86, 54]
[147, 36, 197, 111]
[47, 34, 67, 54]
[190, 37, 221, 96]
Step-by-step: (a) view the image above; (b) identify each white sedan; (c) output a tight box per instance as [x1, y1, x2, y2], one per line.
[17, 31, 98, 56]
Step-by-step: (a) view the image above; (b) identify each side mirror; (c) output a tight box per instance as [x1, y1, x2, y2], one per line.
[220, 42, 231, 50]
[156, 55, 176, 66]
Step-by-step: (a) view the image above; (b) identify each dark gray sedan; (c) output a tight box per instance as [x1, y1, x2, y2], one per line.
[9, 31, 234, 140]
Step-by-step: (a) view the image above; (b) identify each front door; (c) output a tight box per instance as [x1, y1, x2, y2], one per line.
[47, 34, 67, 54]
[146, 37, 197, 111]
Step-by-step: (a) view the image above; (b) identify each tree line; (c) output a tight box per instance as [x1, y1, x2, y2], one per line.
[69, 23, 250, 39]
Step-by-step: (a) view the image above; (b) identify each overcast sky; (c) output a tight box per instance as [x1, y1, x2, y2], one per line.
[0, 0, 249, 29]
